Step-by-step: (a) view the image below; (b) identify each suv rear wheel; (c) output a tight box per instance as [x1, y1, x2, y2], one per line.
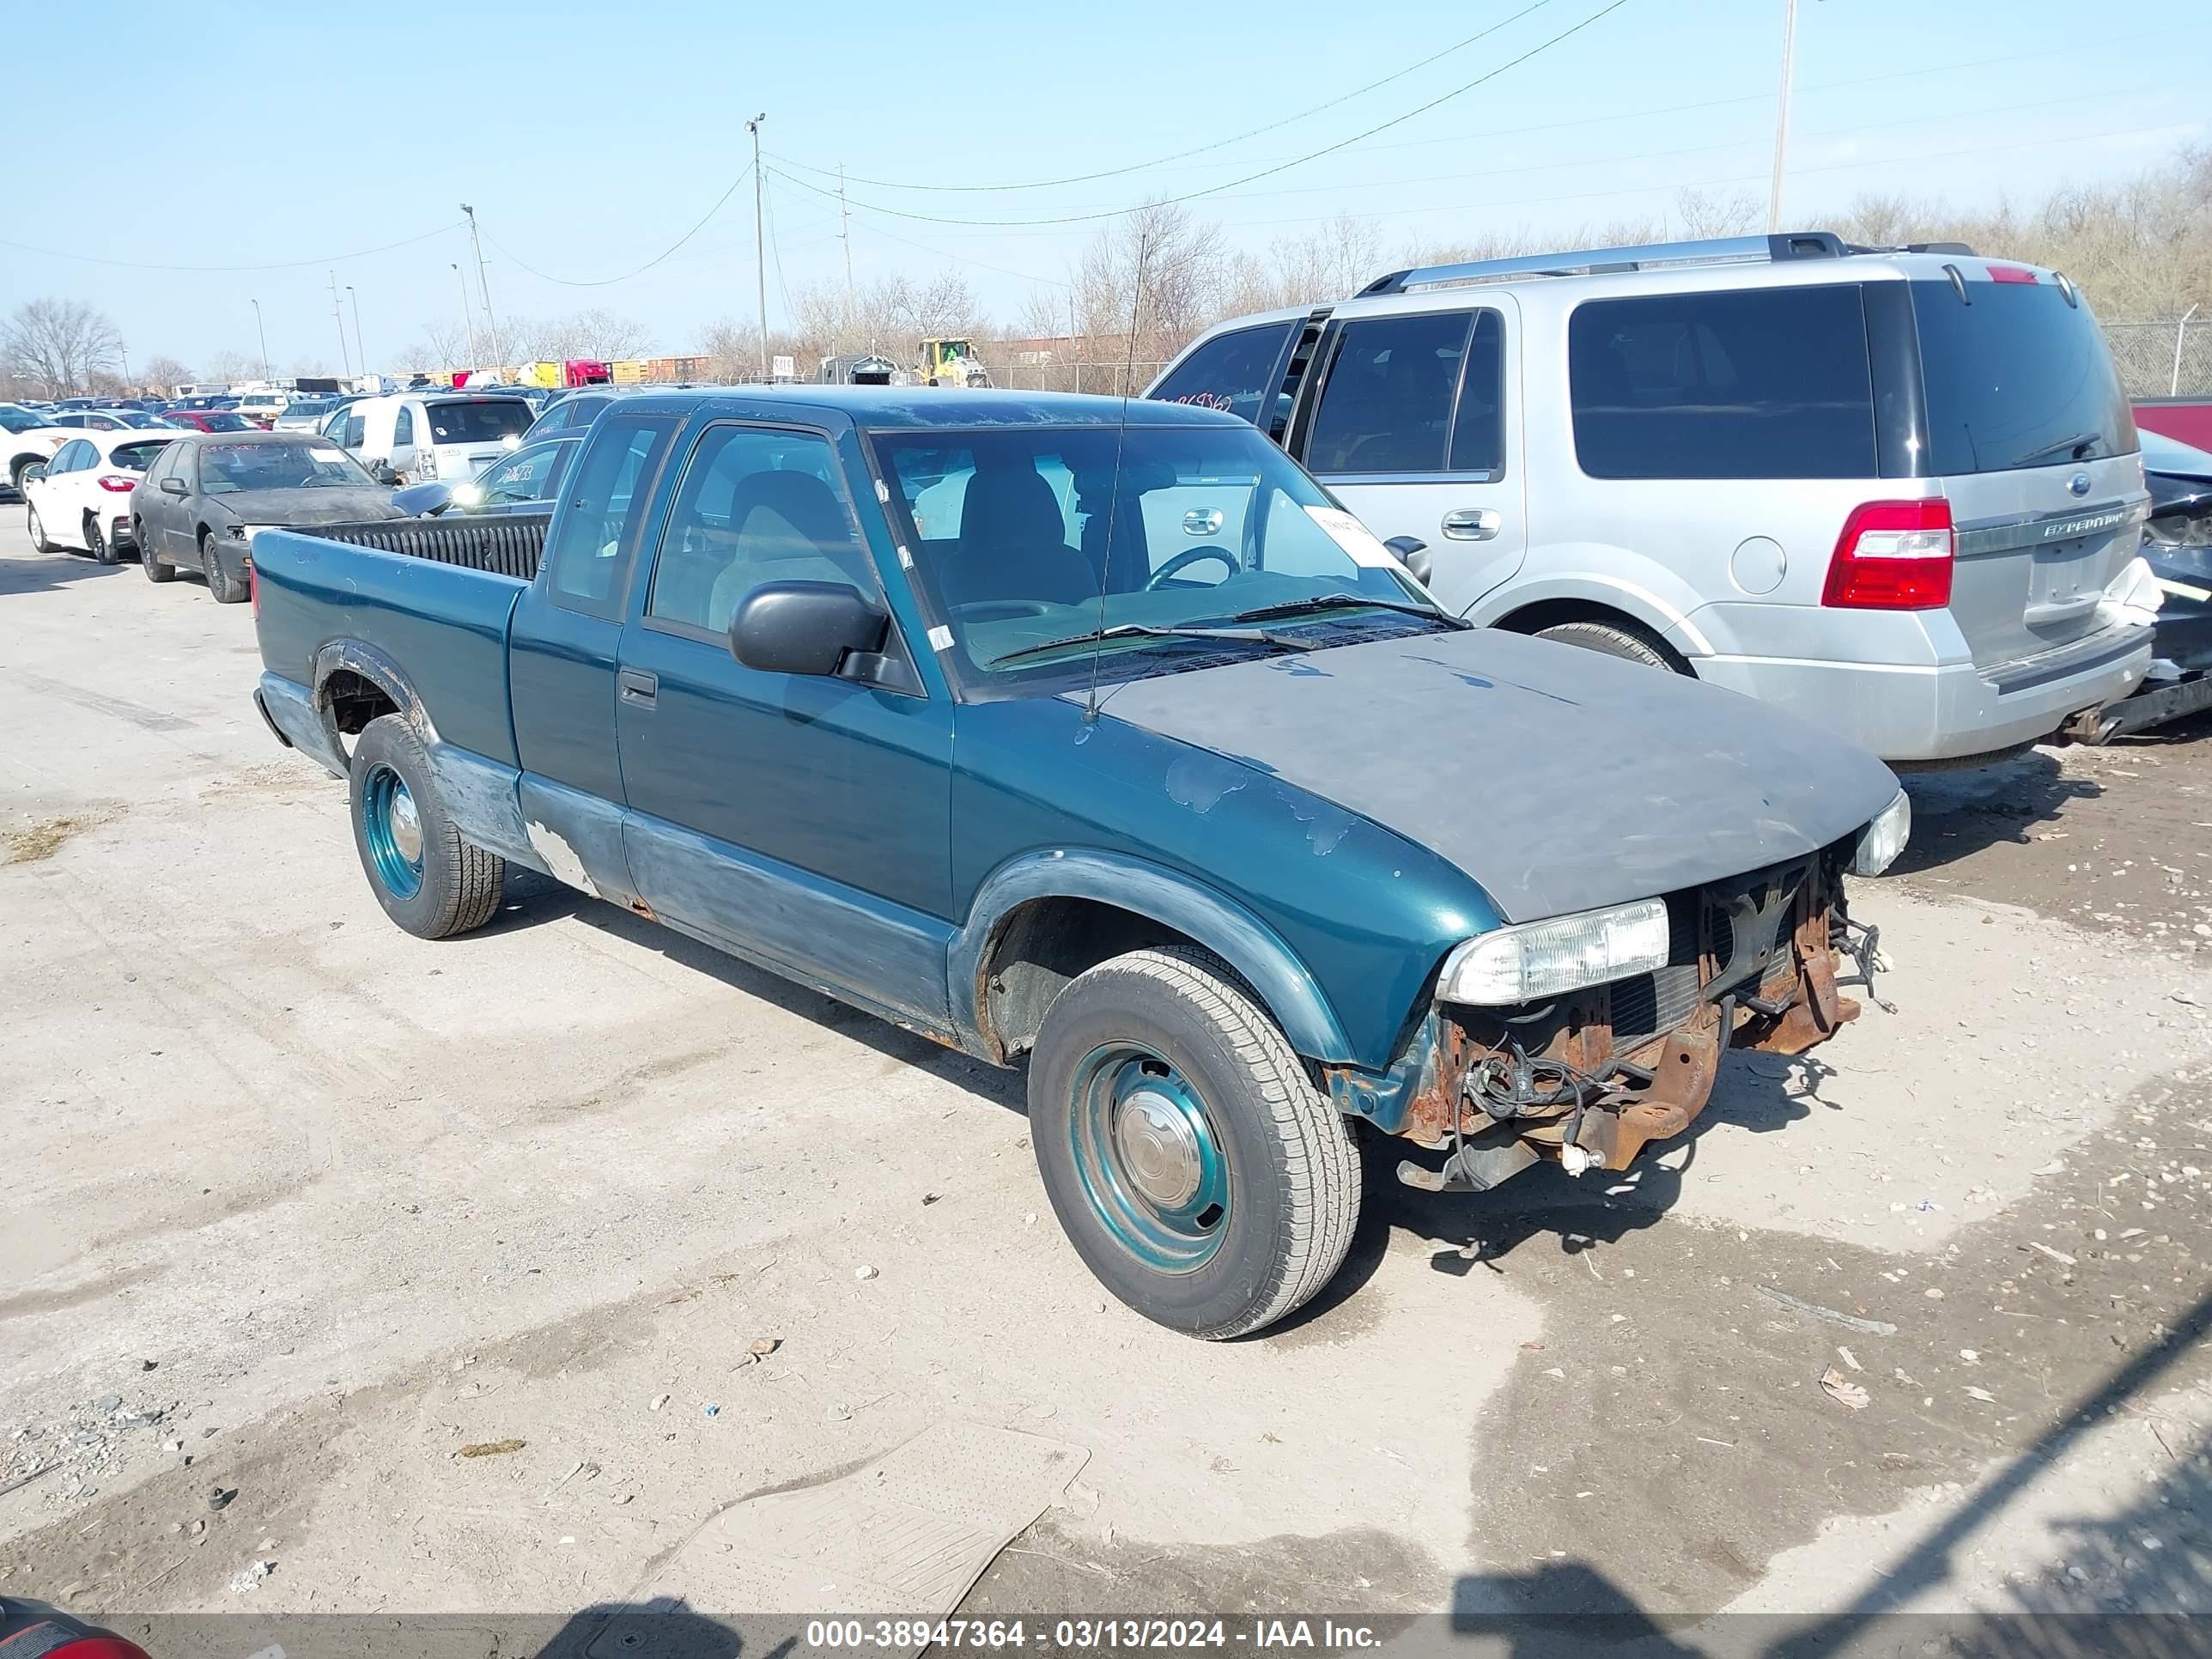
[1028, 945, 1360, 1339]
[1532, 617, 1681, 672]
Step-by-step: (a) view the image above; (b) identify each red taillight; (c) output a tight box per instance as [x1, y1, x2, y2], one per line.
[1822, 500, 1954, 611]
[96, 474, 136, 493]
[1986, 264, 2038, 284]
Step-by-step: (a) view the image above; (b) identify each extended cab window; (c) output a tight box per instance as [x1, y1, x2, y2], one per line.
[1568, 285, 1877, 479]
[1305, 312, 1474, 475]
[1150, 322, 1295, 426]
[544, 414, 676, 616]
[647, 426, 872, 635]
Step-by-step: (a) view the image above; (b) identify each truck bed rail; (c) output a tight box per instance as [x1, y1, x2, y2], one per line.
[303, 514, 550, 582]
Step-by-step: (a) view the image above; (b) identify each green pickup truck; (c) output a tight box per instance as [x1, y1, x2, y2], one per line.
[249, 387, 1906, 1338]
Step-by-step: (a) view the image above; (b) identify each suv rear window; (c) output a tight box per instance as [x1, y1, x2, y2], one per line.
[1568, 286, 1877, 479]
[110, 440, 173, 471]
[1910, 279, 2136, 476]
[426, 399, 533, 444]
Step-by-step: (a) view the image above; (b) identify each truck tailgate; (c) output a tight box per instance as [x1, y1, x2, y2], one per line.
[252, 526, 529, 770]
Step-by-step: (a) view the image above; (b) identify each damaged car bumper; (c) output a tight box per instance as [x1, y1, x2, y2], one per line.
[1325, 841, 1886, 1194]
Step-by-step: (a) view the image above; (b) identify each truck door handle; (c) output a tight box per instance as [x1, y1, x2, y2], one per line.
[1441, 508, 1502, 542]
[617, 668, 658, 708]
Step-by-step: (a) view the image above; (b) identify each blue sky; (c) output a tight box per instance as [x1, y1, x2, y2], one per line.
[6, 0, 2205, 372]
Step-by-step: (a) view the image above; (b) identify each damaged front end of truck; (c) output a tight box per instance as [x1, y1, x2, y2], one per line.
[1324, 802, 1904, 1194]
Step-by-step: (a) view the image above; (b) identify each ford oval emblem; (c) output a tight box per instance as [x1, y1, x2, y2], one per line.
[2069, 471, 2091, 496]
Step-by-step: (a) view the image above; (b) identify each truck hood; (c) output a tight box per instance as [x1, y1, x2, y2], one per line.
[1086, 626, 1899, 924]
[222, 488, 407, 525]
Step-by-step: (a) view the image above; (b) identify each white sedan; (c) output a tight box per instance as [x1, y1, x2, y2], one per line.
[22, 428, 179, 563]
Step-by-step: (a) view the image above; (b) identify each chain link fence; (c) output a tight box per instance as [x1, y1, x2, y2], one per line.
[989, 332, 2212, 404]
[987, 360, 1172, 396]
[2101, 319, 2210, 399]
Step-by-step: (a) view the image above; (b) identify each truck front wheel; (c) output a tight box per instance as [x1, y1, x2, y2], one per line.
[347, 715, 504, 939]
[1028, 945, 1361, 1340]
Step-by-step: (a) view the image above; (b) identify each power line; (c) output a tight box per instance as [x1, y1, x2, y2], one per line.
[0, 221, 463, 274]
[481, 162, 756, 289]
[763, 177, 1074, 292]
[772, 0, 1636, 231]
[773, 0, 1559, 195]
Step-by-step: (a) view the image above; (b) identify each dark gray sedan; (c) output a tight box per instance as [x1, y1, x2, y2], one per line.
[131, 431, 407, 603]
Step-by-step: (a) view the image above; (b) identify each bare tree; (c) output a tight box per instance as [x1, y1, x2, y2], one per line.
[139, 354, 192, 392]
[204, 349, 259, 385]
[2, 298, 125, 396]
[517, 309, 654, 361]
[1673, 187, 1760, 240]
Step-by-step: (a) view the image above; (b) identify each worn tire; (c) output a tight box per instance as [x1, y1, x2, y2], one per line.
[1532, 618, 1681, 672]
[347, 714, 504, 939]
[201, 531, 248, 603]
[142, 537, 177, 581]
[1028, 945, 1360, 1340]
[27, 501, 53, 554]
[85, 515, 116, 565]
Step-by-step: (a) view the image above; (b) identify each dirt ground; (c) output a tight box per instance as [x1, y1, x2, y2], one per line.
[3, 525, 2210, 1648]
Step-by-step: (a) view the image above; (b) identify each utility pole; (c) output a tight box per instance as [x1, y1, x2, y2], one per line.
[1766, 0, 1799, 232]
[747, 113, 768, 380]
[328, 270, 353, 377]
[459, 204, 497, 355]
[346, 285, 367, 381]
[250, 299, 270, 382]
[838, 162, 854, 332]
[120, 344, 131, 389]
[452, 263, 478, 366]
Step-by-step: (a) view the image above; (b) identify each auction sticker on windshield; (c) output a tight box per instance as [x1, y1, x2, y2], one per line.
[1304, 504, 1401, 568]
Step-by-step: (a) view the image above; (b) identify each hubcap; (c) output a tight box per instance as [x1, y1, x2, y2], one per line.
[1115, 1088, 1203, 1207]
[1069, 1045, 1231, 1273]
[362, 764, 424, 899]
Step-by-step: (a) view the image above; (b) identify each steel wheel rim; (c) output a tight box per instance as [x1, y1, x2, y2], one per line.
[362, 764, 424, 899]
[1069, 1043, 1231, 1273]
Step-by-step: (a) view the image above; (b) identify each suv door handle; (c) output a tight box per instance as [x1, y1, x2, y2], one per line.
[617, 668, 659, 708]
[1441, 508, 1502, 542]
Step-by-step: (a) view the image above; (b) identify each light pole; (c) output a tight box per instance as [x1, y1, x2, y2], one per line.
[459, 204, 497, 351]
[747, 112, 768, 380]
[250, 299, 270, 382]
[346, 285, 367, 382]
[452, 263, 477, 366]
[1766, 0, 1799, 232]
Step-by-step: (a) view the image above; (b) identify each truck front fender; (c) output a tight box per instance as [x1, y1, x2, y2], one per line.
[949, 849, 1357, 1065]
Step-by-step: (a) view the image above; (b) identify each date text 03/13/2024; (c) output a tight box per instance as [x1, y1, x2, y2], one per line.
[800, 1618, 1383, 1650]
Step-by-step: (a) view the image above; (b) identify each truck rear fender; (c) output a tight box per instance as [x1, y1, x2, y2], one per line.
[951, 850, 1356, 1066]
[307, 637, 544, 874]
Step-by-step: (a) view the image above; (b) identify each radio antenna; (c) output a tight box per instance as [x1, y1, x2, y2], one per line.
[1085, 218, 1151, 726]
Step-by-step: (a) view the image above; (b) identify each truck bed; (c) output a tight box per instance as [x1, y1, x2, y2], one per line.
[252, 517, 544, 770]
[304, 514, 549, 581]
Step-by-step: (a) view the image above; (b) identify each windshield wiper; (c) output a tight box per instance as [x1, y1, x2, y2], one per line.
[1205, 592, 1468, 629]
[2012, 429, 2104, 468]
[986, 622, 1322, 670]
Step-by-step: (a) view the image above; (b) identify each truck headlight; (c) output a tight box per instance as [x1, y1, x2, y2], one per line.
[1439, 898, 1670, 1006]
[1852, 788, 1911, 878]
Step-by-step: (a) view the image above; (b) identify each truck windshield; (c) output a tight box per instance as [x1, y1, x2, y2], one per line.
[869, 422, 1437, 690]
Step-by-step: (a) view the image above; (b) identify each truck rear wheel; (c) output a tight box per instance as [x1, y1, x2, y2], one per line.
[348, 714, 504, 939]
[1027, 945, 1360, 1340]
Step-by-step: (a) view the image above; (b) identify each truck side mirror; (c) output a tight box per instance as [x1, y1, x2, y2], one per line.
[1385, 534, 1432, 585]
[729, 580, 889, 679]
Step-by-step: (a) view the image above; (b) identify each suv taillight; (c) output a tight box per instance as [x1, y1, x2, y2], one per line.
[1822, 500, 1954, 610]
[96, 474, 136, 493]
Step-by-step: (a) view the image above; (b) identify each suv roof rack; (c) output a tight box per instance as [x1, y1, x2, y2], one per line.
[1357, 231, 1856, 296]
